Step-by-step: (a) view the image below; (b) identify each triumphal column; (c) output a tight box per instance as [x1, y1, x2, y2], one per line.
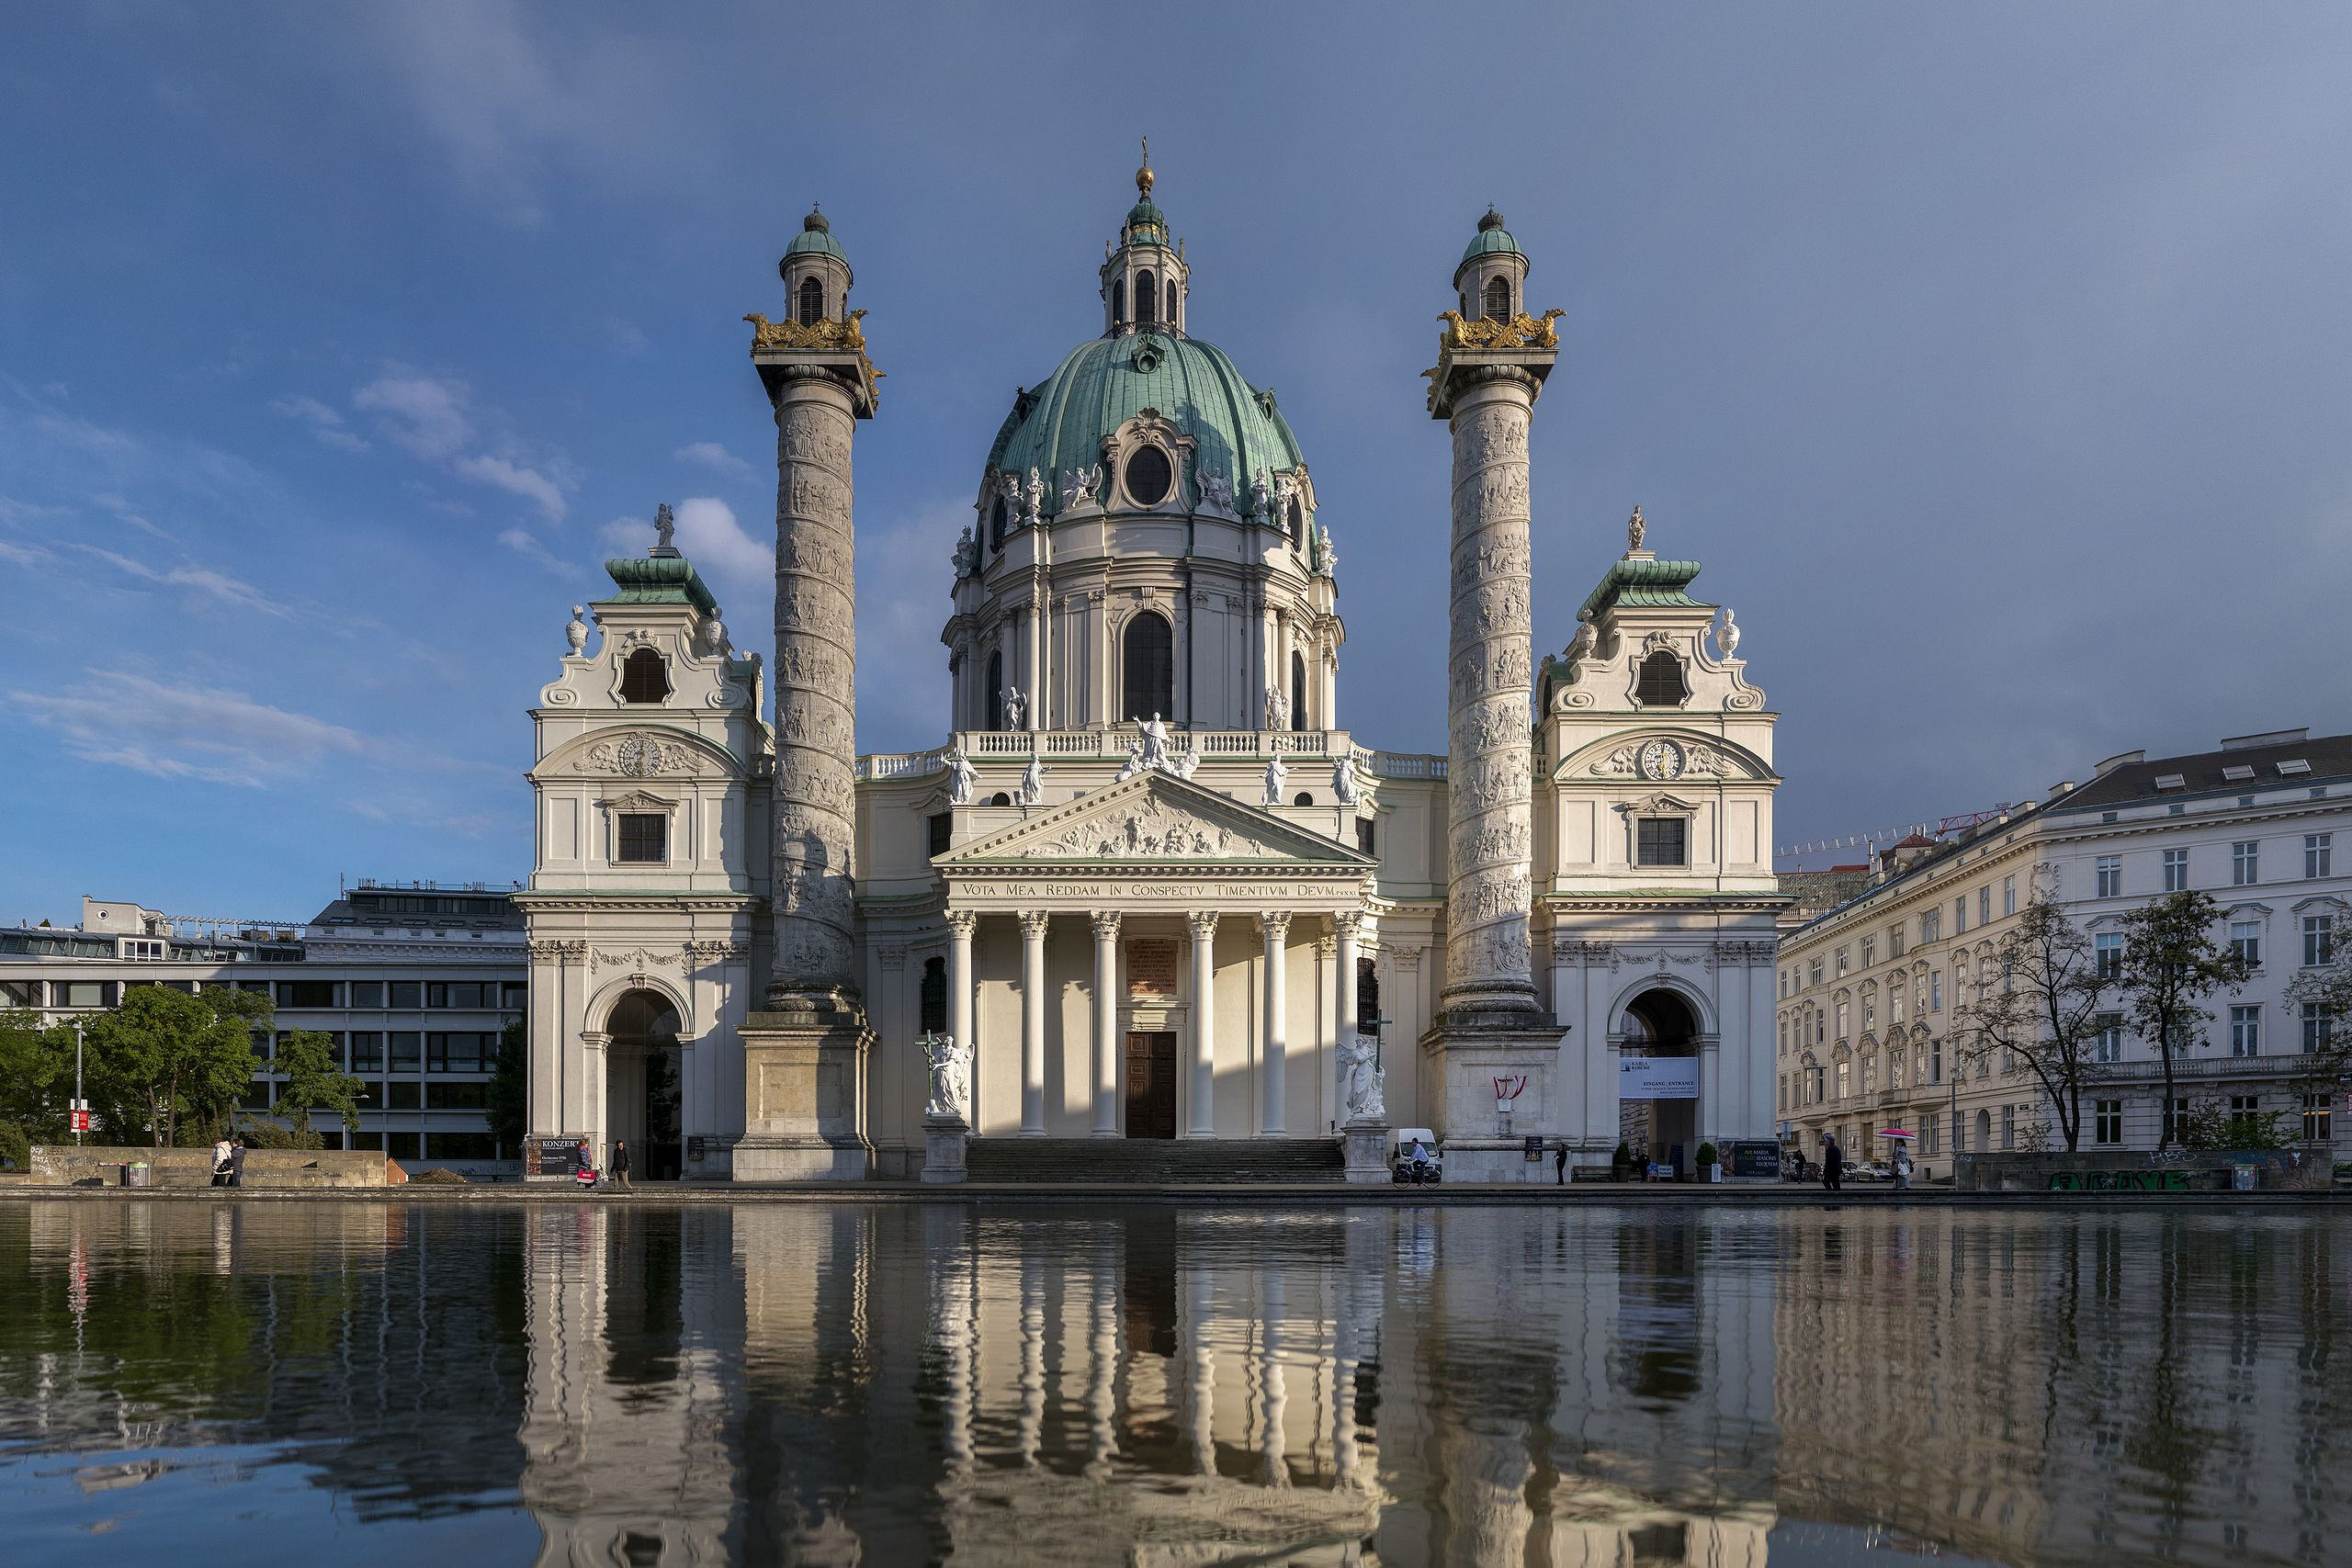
[735, 209, 880, 1180]
[1421, 209, 1568, 1182]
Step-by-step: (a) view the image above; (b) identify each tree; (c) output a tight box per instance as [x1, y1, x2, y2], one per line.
[2284, 950, 2352, 1116]
[487, 1019, 527, 1156]
[0, 1008, 74, 1166]
[265, 1028, 365, 1140]
[1953, 898, 2114, 1151]
[82, 985, 267, 1147]
[2115, 891, 2256, 1151]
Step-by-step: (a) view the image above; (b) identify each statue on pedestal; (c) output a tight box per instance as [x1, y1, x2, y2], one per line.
[922, 1032, 970, 1122]
[1340, 1032, 1386, 1122]
[1002, 686, 1026, 729]
[1263, 751, 1288, 807]
[944, 750, 978, 807]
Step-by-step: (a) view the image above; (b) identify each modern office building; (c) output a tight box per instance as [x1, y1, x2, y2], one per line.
[0, 880, 525, 1175]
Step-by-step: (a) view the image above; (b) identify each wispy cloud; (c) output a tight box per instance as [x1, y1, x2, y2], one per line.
[353, 373, 474, 460]
[14, 669, 368, 786]
[76, 544, 291, 617]
[352, 369, 572, 519]
[269, 393, 369, 453]
[499, 525, 585, 579]
[91, 492, 170, 538]
[675, 441, 751, 477]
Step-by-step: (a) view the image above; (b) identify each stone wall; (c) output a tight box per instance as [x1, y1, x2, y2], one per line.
[28, 1145, 394, 1189]
[1957, 1148, 2334, 1192]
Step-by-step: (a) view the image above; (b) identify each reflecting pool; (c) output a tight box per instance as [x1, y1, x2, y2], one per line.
[2, 1201, 2345, 1566]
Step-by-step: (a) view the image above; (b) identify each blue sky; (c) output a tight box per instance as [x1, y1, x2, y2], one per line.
[5, 3, 2350, 922]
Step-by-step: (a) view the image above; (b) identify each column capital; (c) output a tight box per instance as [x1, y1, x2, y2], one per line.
[1256, 910, 1294, 941]
[1018, 909, 1052, 939]
[1185, 910, 1220, 941]
[579, 1031, 610, 1051]
[1329, 908, 1363, 942]
[1090, 909, 1124, 942]
[945, 908, 978, 938]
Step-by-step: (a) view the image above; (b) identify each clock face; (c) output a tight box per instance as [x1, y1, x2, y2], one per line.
[1639, 739, 1685, 780]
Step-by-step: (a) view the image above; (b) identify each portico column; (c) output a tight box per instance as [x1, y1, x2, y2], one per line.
[946, 909, 976, 1114]
[1259, 912, 1292, 1135]
[1186, 911, 1219, 1137]
[1019, 910, 1049, 1136]
[1091, 911, 1123, 1137]
[579, 1031, 609, 1166]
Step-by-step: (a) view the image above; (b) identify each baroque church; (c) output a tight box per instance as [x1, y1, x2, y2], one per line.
[515, 157, 1785, 1182]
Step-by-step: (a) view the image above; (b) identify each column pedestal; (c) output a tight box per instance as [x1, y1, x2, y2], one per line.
[921, 1111, 969, 1184]
[1342, 1115, 1391, 1184]
[734, 994, 872, 1181]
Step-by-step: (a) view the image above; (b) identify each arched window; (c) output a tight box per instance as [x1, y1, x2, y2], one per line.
[1290, 650, 1308, 731]
[1166, 278, 1178, 324]
[1110, 277, 1125, 326]
[1634, 650, 1688, 707]
[920, 956, 946, 1035]
[619, 647, 671, 704]
[1294, 792, 1315, 807]
[797, 276, 824, 327]
[1286, 496, 1303, 536]
[1122, 612, 1172, 723]
[1483, 276, 1511, 322]
[986, 649, 1004, 730]
[989, 491, 1008, 548]
[1136, 269, 1157, 326]
[989, 792, 1012, 807]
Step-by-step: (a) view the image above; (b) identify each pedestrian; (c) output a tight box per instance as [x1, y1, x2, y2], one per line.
[227, 1134, 248, 1189]
[210, 1134, 233, 1189]
[1892, 1144, 1913, 1190]
[573, 1143, 597, 1190]
[1821, 1134, 1843, 1193]
[1554, 1140, 1567, 1186]
[612, 1138, 631, 1191]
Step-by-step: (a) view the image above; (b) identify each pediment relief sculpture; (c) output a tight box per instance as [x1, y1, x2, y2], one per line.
[941, 773, 1372, 869]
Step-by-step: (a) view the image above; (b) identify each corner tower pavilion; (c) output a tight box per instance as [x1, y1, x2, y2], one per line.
[517, 164, 1787, 1181]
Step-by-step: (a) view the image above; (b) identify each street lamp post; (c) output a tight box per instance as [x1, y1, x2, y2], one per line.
[74, 1019, 85, 1147]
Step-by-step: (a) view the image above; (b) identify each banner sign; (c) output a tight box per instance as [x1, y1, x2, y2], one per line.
[1619, 1056, 1699, 1100]
[1728, 1141, 1781, 1179]
[529, 1136, 588, 1178]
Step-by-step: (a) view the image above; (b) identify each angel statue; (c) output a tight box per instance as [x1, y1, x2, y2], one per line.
[944, 749, 978, 807]
[1250, 468, 1273, 525]
[997, 469, 1022, 521]
[922, 1032, 970, 1121]
[1059, 467, 1093, 511]
[1022, 467, 1046, 525]
[654, 502, 676, 551]
[1263, 684, 1289, 731]
[1199, 467, 1234, 513]
[952, 526, 977, 577]
[1340, 1032, 1386, 1122]
[1317, 524, 1339, 578]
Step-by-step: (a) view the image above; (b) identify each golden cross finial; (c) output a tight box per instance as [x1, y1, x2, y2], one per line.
[1136, 137, 1154, 196]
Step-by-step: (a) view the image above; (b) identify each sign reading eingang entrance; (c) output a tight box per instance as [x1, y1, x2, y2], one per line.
[1619, 1055, 1698, 1100]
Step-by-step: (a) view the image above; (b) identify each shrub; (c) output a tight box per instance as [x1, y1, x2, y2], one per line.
[1695, 1143, 1720, 1168]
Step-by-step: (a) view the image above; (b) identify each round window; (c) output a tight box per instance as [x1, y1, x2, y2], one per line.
[1124, 446, 1172, 506]
[1286, 496, 1304, 535]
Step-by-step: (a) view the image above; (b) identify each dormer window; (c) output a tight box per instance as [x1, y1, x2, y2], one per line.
[1483, 276, 1510, 321]
[620, 647, 671, 704]
[797, 276, 824, 327]
[1634, 650, 1688, 707]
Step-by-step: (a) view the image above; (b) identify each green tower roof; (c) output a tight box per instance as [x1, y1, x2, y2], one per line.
[600, 551, 720, 617]
[783, 208, 844, 262]
[1460, 207, 1522, 264]
[1577, 558, 1712, 623]
[985, 330, 1306, 492]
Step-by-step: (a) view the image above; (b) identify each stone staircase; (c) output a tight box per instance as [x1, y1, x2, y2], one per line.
[962, 1137, 1346, 1184]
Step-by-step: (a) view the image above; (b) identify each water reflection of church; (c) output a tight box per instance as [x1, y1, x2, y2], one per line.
[516, 1205, 1780, 1566]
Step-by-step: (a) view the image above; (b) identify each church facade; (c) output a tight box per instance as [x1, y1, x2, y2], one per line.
[517, 162, 1785, 1181]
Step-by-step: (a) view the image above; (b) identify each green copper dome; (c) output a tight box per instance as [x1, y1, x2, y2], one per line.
[985, 330, 1305, 492]
[783, 209, 844, 262]
[1459, 207, 1521, 264]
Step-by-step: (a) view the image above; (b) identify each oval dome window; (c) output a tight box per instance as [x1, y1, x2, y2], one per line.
[1124, 446, 1172, 506]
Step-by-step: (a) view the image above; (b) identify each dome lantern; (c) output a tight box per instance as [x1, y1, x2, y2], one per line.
[1453, 206, 1529, 324]
[1101, 141, 1187, 336]
[780, 204, 853, 327]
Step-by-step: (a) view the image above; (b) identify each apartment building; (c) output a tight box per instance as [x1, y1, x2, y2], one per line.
[1776, 728, 2352, 1180]
[0, 880, 526, 1175]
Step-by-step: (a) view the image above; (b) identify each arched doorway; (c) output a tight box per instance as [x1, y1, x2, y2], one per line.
[1621, 987, 1700, 1178]
[606, 988, 683, 1181]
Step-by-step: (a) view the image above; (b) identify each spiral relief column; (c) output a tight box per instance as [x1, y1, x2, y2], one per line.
[736, 209, 882, 1182]
[1420, 209, 1565, 1182]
